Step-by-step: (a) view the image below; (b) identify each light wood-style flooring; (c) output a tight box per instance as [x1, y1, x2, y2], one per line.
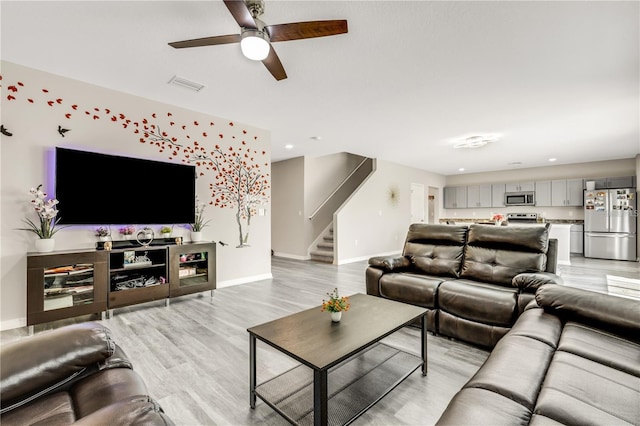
[2, 255, 638, 425]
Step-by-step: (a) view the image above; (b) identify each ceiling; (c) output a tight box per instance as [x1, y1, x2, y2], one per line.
[2, 1, 638, 176]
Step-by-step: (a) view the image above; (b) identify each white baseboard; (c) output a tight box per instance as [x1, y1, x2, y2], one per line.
[272, 252, 311, 261]
[217, 273, 273, 288]
[1, 317, 27, 331]
[337, 251, 401, 265]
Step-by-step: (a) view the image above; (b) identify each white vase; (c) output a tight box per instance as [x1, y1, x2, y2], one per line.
[161, 233, 171, 239]
[330, 311, 342, 323]
[99, 236, 110, 242]
[190, 231, 203, 242]
[35, 238, 55, 253]
[495, 220, 503, 226]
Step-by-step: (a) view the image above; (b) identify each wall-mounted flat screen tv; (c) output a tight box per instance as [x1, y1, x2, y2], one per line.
[55, 147, 196, 225]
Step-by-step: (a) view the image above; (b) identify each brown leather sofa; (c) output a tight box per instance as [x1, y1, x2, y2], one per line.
[437, 284, 640, 425]
[366, 223, 563, 347]
[0, 322, 173, 425]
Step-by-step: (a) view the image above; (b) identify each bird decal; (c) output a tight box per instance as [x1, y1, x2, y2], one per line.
[0, 125, 12, 137]
[57, 125, 70, 137]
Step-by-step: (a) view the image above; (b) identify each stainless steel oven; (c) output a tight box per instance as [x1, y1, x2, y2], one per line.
[504, 191, 535, 206]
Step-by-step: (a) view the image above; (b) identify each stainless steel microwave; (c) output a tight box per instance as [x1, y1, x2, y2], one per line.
[504, 191, 535, 206]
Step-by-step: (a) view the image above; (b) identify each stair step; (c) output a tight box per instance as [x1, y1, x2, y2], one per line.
[310, 249, 334, 263]
[317, 242, 333, 249]
[323, 235, 334, 242]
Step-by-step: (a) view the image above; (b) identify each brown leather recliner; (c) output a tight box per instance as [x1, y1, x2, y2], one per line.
[366, 223, 563, 348]
[0, 322, 173, 425]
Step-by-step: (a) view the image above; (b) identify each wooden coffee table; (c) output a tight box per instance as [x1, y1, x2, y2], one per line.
[247, 293, 428, 426]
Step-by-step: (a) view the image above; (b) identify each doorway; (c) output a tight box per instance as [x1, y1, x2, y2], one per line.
[410, 183, 425, 224]
[428, 186, 438, 224]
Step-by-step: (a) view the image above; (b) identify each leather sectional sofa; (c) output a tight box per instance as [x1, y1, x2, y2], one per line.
[0, 322, 173, 425]
[437, 284, 640, 425]
[366, 223, 563, 348]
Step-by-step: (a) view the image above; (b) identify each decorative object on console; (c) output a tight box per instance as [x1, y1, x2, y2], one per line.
[95, 226, 111, 241]
[160, 225, 172, 238]
[190, 197, 210, 242]
[321, 287, 350, 322]
[492, 213, 504, 225]
[119, 225, 136, 239]
[18, 184, 66, 252]
[135, 227, 155, 247]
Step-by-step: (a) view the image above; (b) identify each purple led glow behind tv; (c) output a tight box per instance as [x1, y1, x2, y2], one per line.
[55, 147, 196, 225]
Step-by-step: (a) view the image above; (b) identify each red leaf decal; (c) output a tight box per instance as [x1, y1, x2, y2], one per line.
[194, 141, 199, 146]
[111, 116, 117, 121]
[134, 129, 139, 133]
[72, 105, 78, 110]
[93, 115, 99, 120]
[219, 134, 224, 138]
[119, 113, 125, 119]
[126, 119, 131, 124]
[162, 131, 167, 137]
[186, 135, 190, 139]
[152, 113, 156, 118]
[170, 121, 175, 126]
[56, 98, 62, 104]
[17, 82, 24, 86]
[182, 125, 186, 130]
[94, 107, 100, 112]
[123, 124, 128, 129]
[65, 113, 72, 119]
[194, 121, 199, 126]
[173, 151, 177, 156]
[171, 137, 177, 142]
[203, 132, 207, 137]
[200, 172, 204, 176]
[242, 141, 246, 145]
[167, 112, 172, 116]
[42, 89, 49, 93]
[105, 108, 111, 114]
[47, 101, 54, 106]
[262, 151, 266, 155]
[134, 122, 139, 127]
[242, 130, 247, 134]
[139, 138, 145, 143]
[142, 118, 148, 124]
[229, 122, 234, 126]
[254, 136, 258, 140]
[8, 85, 18, 92]
[27, 98, 34, 103]
[210, 122, 215, 126]
[7, 95, 15, 101]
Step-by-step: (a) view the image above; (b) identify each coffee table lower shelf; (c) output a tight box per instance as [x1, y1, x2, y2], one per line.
[255, 342, 423, 426]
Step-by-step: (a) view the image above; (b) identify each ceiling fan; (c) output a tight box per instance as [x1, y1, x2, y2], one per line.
[168, 0, 348, 81]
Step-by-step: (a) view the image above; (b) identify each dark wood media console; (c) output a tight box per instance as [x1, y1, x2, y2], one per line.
[27, 242, 216, 327]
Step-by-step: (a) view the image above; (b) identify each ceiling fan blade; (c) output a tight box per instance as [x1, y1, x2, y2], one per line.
[169, 34, 241, 49]
[223, 0, 257, 29]
[266, 20, 348, 42]
[262, 46, 287, 81]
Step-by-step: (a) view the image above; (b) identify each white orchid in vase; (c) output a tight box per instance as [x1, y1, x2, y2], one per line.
[19, 184, 66, 239]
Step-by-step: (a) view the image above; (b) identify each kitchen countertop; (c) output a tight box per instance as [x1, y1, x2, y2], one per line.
[439, 218, 584, 225]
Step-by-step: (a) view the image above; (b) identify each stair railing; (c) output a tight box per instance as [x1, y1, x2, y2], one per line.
[308, 157, 371, 220]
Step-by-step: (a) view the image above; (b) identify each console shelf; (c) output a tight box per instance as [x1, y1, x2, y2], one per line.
[26, 242, 216, 326]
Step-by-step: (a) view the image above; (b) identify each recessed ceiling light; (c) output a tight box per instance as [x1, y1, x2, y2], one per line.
[459, 168, 465, 172]
[285, 144, 294, 149]
[548, 158, 557, 162]
[452, 133, 501, 149]
[309, 136, 322, 141]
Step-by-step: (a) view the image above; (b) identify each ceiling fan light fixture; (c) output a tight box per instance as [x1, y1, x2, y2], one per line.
[240, 29, 270, 61]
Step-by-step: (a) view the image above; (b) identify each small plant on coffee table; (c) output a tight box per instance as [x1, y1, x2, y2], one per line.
[321, 288, 350, 313]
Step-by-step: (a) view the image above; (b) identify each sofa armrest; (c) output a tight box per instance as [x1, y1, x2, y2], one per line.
[368, 255, 411, 272]
[512, 272, 563, 291]
[1, 322, 115, 410]
[535, 284, 640, 342]
[73, 396, 175, 426]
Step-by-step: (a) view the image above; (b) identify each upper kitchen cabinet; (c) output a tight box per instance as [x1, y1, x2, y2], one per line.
[467, 184, 492, 208]
[535, 181, 552, 207]
[584, 176, 636, 189]
[505, 182, 535, 192]
[444, 186, 468, 209]
[552, 179, 584, 206]
[492, 184, 505, 207]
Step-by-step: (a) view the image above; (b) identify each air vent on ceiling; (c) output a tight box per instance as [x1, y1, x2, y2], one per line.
[168, 75, 205, 92]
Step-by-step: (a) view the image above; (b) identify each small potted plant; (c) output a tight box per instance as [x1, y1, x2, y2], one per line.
[160, 225, 172, 238]
[95, 226, 111, 241]
[18, 184, 66, 252]
[492, 214, 505, 226]
[321, 288, 351, 323]
[119, 225, 136, 240]
[190, 197, 211, 242]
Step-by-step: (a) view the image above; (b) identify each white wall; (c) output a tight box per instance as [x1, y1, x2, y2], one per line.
[0, 61, 272, 329]
[335, 159, 446, 263]
[443, 158, 636, 221]
[271, 157, 306, 258]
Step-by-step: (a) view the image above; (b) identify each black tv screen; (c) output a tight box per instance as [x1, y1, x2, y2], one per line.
[55, 147, 196, 225]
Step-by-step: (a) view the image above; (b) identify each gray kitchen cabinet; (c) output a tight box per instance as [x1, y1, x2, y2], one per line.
[535, 181, 552, 207]
[552, 179, 584, 206]
[467, 184, 492, 208]
[444, 186, 467, 209]
[505, 182, 534, 192]
[570, 224, 584, 254]
[584, 176, 635, 189]
[492, 184, 505, 207]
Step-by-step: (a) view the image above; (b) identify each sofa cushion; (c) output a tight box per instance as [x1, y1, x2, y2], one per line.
[0, 392, 75, 426]
[379, 273, 442, 308]
[438, 280, 518, 327]
[534, 351, 640, 425]
[403, 223, 467, 278]
[461, 225, 549, 285]
[436, 387, 531, 426]
[438, 311, 511, 348]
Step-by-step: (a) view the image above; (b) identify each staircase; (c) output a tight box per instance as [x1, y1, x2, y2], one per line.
[310, 226, 334, 263]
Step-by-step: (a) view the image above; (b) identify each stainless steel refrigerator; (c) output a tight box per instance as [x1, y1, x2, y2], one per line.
[584, 188, 637, 261]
